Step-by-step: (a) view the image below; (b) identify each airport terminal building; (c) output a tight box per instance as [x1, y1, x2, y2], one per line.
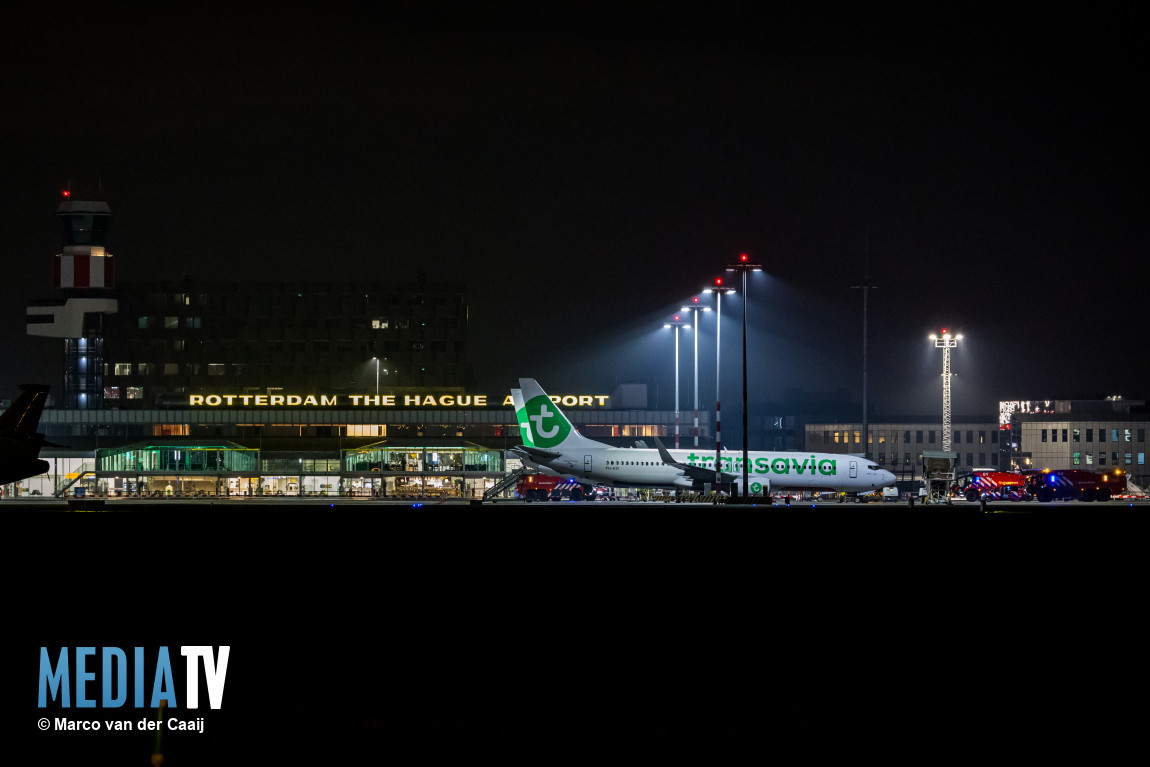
[16, 388, 704, 499]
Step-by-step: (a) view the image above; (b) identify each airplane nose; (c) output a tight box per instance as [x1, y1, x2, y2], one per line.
[882, 470, 896, 485]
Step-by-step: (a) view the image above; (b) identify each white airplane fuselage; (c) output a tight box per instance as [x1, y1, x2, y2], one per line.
[536, 445, 893, 494]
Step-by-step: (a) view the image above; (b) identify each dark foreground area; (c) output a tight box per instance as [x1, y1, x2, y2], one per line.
[8, 499, 1144, 763]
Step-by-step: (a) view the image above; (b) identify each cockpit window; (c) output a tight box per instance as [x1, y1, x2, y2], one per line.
[867, 464, 880, 471]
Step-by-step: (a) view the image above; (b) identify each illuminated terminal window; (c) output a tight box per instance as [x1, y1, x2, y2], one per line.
[153, 424, 190, 436]
[127, 387, 143, 399]
[115, 363, 131, 375]
[104, 386, 120, 399]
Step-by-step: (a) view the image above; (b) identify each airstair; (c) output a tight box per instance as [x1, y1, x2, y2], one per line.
[54, 462, 95, 497]
[483, 466, 529, 501]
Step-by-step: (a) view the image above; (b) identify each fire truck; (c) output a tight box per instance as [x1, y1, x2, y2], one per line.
[1023, 468, 1126, 502]
[952, 471, 1030, 502]
[516, 474, 601, 502]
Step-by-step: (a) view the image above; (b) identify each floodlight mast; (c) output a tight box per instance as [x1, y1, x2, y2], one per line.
[681, 300, 711, 447]
[726, 253, 762, 496]
[664, 316, 691, 449]
[930, 330, 962, 452]
[705, 280, 736, 494]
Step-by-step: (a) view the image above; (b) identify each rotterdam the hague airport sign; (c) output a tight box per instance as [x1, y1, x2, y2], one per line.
[188, 393, 610, 408]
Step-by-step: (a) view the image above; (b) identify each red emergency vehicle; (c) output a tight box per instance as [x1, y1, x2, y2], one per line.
[952, 471, 1030, 502]
[516, 474, 602, 502]
[1023, 468, 1126, 502]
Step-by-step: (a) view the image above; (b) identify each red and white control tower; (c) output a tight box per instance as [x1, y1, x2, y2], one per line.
[26, 189, 119, 409]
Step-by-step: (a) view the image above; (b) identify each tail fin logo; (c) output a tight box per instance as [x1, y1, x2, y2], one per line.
[522, 394, 571, 449]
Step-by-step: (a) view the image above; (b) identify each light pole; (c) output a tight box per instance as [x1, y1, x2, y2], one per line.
[680, 298, 711, 447]
[704, 279, 736, 493]
[663, 315, 691, 449]
[929, 329, 962, 452]
[726, 253, 762, 496]
[851, 241, 877, 459]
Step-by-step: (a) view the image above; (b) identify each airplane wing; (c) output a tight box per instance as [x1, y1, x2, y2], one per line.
[653, 436, 736, 486]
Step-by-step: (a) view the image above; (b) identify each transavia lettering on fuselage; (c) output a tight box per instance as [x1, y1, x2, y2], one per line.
[682, 453, 838, 476]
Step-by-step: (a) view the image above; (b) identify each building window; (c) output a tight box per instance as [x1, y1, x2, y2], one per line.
[1087, 429, 1093, 442]
[1125, 453, 1132, 465]
[991, 454, 998, 466]
[916, 430, 923, 444]
[967, 452, 974, 466]
[854, 431, 861, 444]
[1061, 429, 1067, 442]
[904, 430, 910, 444]
[1124, 429, 1131, 442]
[1100, 452, 1107, 465]
[928, 431, 936, 444]
[164, 363, 179, 375]
[1112, 429, 1118, 442]
[992, 431, 998, 444]
[1073, 429, 1080, 442]
[979, 453, 986, 466]
[372, 318, 389, 329]
[104, 386, 120, 399]
[173, 340, 185, 352]
[878, 452, 885, 464]
[185, 317, 201, 329]
[164, 316, 178, 329]
[1041, 429, 1047, 442]
[1073, 452, 1080, 465]
[1100, 429, 1107, 443]
[126, 387, 143, 399]
[114, 363, 131, 375]
[208, 364, 226, 376]
[1113, 451, 1119, 464]
[1139, 429, 1145, 442]
[834, 431, 840, 444]
[966, 430, 973, 444]
[979, 431, 986, 444]
[138, 317, 149, 329]
[1086, 453, 1093, 465]
[954, 430, 961, 444]
[1139, 453, 1145, 466]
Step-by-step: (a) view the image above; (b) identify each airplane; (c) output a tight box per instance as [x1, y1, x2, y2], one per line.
[0, 384, 54, 485]
[510, 378, 896, 497]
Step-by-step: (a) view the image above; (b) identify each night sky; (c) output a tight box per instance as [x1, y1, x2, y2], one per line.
[3, 2, 1147, 430]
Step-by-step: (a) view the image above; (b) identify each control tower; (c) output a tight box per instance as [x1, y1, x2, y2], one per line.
[26, 190, 119, 409]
